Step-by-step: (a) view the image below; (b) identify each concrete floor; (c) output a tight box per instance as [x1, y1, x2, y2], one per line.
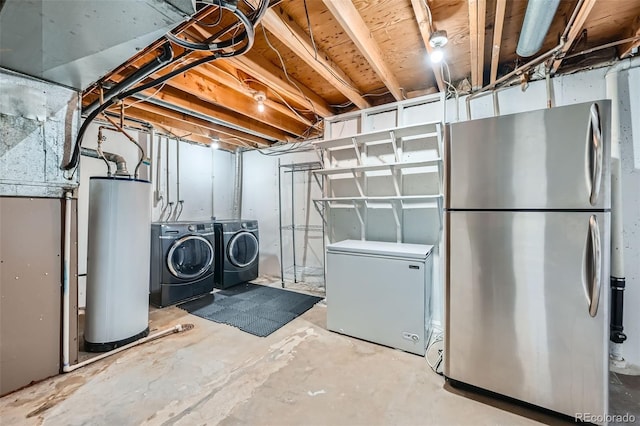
[0, 287, 635, 426]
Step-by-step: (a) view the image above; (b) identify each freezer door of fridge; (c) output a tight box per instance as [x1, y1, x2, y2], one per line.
[445, 101, 611, 210]
[444, 210, 610, 419]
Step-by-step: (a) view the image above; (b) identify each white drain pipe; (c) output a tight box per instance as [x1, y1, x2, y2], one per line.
[62, 191, 73, 370]
[604, 55, 640, 364]
[63, 324, 194, 373]
[233, 148, 243, 219]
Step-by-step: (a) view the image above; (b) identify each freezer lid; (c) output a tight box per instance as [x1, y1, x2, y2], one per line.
[445, 100, 611, 210]
[327, 240, 433, 260]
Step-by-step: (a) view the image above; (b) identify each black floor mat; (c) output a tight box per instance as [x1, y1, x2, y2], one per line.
[177, 283, 323, 337]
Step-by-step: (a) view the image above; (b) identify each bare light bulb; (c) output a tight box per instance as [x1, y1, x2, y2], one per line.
[254, 90, 267, 113]
[430, 48, 443, 64]
[210, 138, 219, 150]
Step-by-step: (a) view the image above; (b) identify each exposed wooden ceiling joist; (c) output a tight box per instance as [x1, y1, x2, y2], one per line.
[409, 0, 445, 93]
[619, 17, 640, 59]
[322, 0, 404, 101]
[87, 54, 313, 144]
[122, 103, 270, 147]
[490, 0, 506, 84]
[552, 0, 598, 73]
[78, 0, 640, 147]
[140, 87, 292, 141]
[162, 70, 310, 137]
[187, 22, 333, 118]
[195, 62, 314, 127]
[260, 5, 371, 109]
[227, 54, 333, 117]
[476, 0, 486, 88]
[468, 0, 480, 89]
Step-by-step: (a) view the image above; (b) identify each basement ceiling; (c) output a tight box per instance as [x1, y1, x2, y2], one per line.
[79, 0, 640, 150]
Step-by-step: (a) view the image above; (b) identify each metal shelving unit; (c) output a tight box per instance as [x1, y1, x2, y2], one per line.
[278, 160, 324, 288]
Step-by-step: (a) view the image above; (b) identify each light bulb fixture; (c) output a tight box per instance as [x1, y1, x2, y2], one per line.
[428, 30, 448, 49]
[210, 136, 219, 150]
[254, 91, 266, 113]
[428, 29, 448, 64]
[430, 47, 444, 64]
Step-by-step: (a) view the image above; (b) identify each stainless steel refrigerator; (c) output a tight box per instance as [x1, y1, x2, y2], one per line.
[444, 100, 611, 420]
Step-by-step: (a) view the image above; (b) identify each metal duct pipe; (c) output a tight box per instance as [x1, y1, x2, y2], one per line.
[516, 0, 561, 57]
[171, 140, 184, 221]
[101, 115, 145, 178]
[466, 0, 588, 118]
[81, 147, 129, 176]
[604, 56, 640, 360]
[232, 148, 243, 220]
[83, 43, 174, 116]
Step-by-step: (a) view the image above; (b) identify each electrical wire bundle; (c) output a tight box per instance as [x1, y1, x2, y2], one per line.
[64, 0, 270, 172]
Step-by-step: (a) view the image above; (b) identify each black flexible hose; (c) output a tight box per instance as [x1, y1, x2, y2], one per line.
[63, 0, 268, 171]
[64, 43, 174, 170]
[83, 43, 174, 116]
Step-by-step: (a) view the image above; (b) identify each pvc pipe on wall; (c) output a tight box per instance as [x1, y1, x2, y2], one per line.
[233, 148, 243, 220]
[211, 148, 216, 218]
[605, 56, 640, 363]
[62, 191, 72, 370]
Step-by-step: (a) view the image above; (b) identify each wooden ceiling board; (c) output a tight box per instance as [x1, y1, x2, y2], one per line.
[574, 1, 640, 51]
[354, 0, 436, 94]
[274, 1, 386, 99]
[249, 26, 350, 105]
[350, 0, 435, 93]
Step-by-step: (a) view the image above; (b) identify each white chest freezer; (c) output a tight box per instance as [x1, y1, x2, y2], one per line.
[326, 240, 433, 355]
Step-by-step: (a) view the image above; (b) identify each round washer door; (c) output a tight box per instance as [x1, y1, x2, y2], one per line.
[227, 231, 258, 268]
[167, 235, 214, 279]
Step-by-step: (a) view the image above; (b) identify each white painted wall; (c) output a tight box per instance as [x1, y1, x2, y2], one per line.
[241, 145, 325, 287]
[77, 124, 234, 306]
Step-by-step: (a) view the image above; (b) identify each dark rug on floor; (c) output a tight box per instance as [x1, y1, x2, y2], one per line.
[177, 283, 323, 337]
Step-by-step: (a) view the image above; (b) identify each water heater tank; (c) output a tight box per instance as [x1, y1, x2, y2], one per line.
[85, 177, 151, 352]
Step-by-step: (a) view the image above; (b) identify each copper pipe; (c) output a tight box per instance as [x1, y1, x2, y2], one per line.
[101, 113, 145, 178]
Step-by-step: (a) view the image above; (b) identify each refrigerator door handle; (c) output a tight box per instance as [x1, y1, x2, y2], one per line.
[588, 103, 603, 206]
[586, 215, 602, 317]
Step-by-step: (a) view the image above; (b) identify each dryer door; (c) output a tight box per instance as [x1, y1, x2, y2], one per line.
[228, 231, 259, 268]
[167, 235, 214, 280]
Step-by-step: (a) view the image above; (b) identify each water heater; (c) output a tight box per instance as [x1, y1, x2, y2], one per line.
[85, 177, 151, 352]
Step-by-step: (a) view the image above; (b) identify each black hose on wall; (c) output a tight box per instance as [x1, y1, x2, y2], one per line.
[63, 0, 269, 171]
[610, 277, 627, 344]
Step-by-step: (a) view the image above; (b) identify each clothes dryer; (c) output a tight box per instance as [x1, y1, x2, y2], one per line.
[213, 220, 259, 289]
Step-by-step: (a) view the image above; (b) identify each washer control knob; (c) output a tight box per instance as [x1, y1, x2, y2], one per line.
[188, 225, 195, 232]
